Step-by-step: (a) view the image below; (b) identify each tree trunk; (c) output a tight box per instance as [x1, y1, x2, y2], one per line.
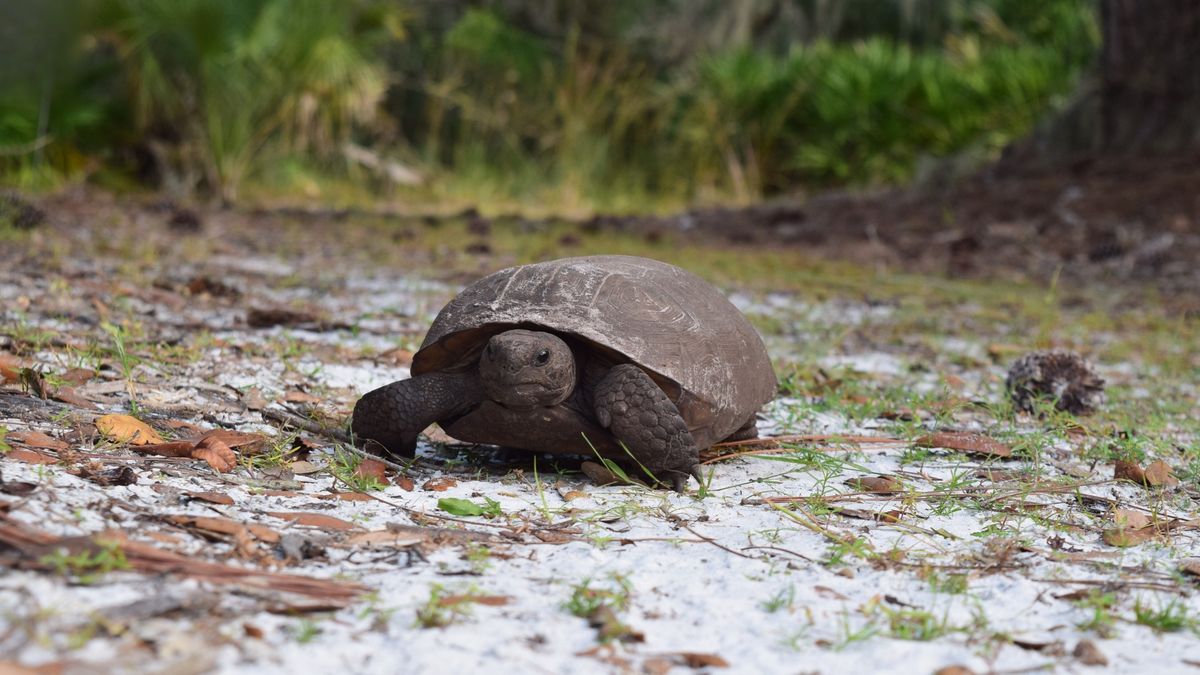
[1098, 0, 1200, 151]
[1007, 0, 1200, 163]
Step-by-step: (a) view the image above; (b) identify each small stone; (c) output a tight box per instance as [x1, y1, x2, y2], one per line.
[1073, 639, 1107, 666]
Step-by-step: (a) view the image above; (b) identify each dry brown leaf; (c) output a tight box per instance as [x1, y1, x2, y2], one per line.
[1144, 460, 1180, 487]
[1073, 639, 1108, 666]
[7, 430, 69, 452]
[378, 347, 415, 366]
[845, 476, 903, 493]
[422, 477, 457, 492]
[188, 491, 234, 506]
[814, 585, 848, 600]
[394, 475, 415, 491]
[341, 530, 425, 548]
[675, 652, 730, 668]
[59, 368, 95, 386]
[1179, 558, 1200, 577]
[289, 460, 323, 475]
[166, 515, 282, 543]
[915, 432, 1012, 458]
[1110, 508, 1150, 529]
[1113, 460, 1146, 484]
[283, 390, 321, 404]
[268, 512, 358, 531]
[316, 492, 373, 502]
[353, 458, 388, 483]
[96, 414, 165, 445]
[0, 515, 362, 601]
[934, 667, 976, 675]
[192, 437, 236, 473]
[5, 448, 58, 465]
[561, 490, 589, 501]
[198, 429, 267, 453]
[135, 441, 197, 457]
[438, 594, 510, 607]
[52, 386, 97, 409]
[0, 353, 23, 383]
[1102, 525, 1161, 547]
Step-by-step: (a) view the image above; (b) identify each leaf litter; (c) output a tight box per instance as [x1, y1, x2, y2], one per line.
[0, 206, 1198, 674]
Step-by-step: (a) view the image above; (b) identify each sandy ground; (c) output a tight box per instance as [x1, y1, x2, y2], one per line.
[1, 203, 1198, 674]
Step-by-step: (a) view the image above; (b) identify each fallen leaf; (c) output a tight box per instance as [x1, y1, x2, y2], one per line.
[845, 476, 903, 493]
[52, 386, 97, 409]
[561, 490, 589, 501]
[1114, 460, 1146, 484]
[242, 388, 269, 411]
[393, 475, 415, 491]
[284, 390, 321, 404]
[836, 508, 904, 523]
[353, 458, 388, 483]
[198, 429, 267, 453]
[96, 414, 165, 445]
[78, 466, 138, 487]
[7, 430, 69, 452]
[135, 441, 197, 457]
[437, 594, 510, 607]
[0, 480, 38, 496]
[192, 437, 236, 473]
[814, 585, 848, 600]
[163, 419, 205, 435]
[316, 491, 373, 502]
[0, 353, 22, 383]
[1110, 508, 1150, 529]
[1102, 525, 1161, 547]
[1144, 460, 1180, 487]
[188, 491, 234, 506]
[1073, 639, 1107, 666]
[167, 515, 281, 543]
[59, 368, 96, 386]
[5, 448, 58, 464]
[423, 477, 457, 492]
[1181, 559, 1200, 577]
[289, 460, 323, 475]
[588, 605, 643, 644]
[1011, 638, 1065, 655]
[916, 432, 1012, 458]
[934, 667, 975, 675]
[378, 347, 414, 366]
[247, 307, 318, 328]
[20, 368, 50, 398]
[268, 512, 358, 531]
[676, 652, 730, 668]
[243, 623, 264, 639]
[341, 530, 425, 549]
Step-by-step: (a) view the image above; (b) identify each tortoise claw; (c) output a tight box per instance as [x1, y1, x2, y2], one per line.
[670, 473, 688, 493]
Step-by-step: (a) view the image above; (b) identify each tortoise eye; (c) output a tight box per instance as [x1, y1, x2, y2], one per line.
[534, 349, 550, 365]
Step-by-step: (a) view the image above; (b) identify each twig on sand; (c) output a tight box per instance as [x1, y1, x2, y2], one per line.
[260, 406, 353, 444]
[0, 514, 365, 603]
[681, 524, 754, 559]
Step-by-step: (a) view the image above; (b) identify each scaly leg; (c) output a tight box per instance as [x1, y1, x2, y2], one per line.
[593, 364, 701, 492]
[351, 371, 481, 458]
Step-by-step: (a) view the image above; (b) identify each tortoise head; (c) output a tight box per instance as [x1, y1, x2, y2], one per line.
[478, 329, 576, 409]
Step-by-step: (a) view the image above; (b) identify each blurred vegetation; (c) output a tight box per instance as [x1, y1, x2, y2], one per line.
[0, 0, 1098, 210]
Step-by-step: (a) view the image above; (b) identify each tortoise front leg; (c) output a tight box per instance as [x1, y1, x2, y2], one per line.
[351, 372, 481, 458]
[593, 364, 702, 492]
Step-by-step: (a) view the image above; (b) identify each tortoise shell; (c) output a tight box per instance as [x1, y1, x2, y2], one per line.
[412, 255, 776, 448]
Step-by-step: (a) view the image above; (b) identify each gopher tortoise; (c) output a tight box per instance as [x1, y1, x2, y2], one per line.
[351, 255, 776, 490]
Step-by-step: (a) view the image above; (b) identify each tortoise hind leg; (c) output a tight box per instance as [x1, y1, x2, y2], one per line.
[351, 372, 481, 458]
[592, 364, 701, 492]
[722, 416, 760, 443]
